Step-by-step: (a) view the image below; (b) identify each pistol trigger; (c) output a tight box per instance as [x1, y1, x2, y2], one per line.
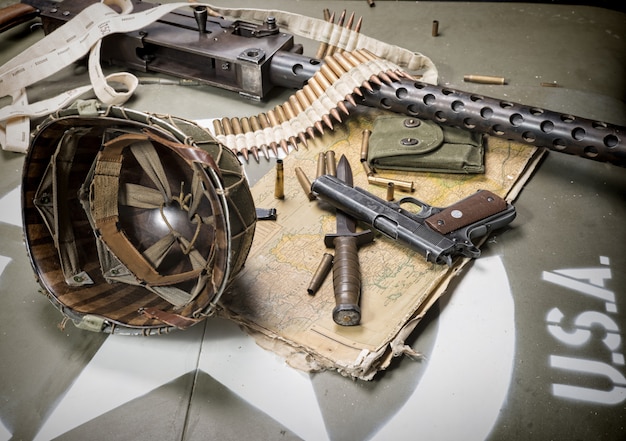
[398, 196, 436, 219]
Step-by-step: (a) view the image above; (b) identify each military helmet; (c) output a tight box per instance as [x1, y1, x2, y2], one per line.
[21, 102, 256, 335]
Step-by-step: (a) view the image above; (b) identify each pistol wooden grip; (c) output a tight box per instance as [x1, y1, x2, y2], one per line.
[332, 235, 362, 326]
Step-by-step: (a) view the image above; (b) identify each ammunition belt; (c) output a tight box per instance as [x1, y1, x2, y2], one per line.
[212, 49, 413, 161]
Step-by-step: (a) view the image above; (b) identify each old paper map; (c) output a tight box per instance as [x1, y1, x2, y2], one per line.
[219, 108, 541, 379]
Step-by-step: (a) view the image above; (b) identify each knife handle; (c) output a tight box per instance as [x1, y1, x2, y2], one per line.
[332, 235, 362, 326]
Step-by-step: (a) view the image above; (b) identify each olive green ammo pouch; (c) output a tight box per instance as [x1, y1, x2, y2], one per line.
[367, 115, 485, 173]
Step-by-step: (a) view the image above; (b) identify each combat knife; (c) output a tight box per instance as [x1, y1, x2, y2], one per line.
[324, 155, 374, 326]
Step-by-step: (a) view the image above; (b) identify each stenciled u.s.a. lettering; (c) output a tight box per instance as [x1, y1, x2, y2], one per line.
[543, 256, 625, 405]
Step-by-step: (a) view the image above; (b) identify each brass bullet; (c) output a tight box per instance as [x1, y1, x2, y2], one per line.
[221, 117, 234, 136]
[326, 10, 346, 56]
[274, 159, 285, 199]
[348, 51, 389, 86]
[283, 100, 308, 148]
[336, 11, 355, 54]
[319, 11, 336, 58]
[345, 11, 355, 30]
[368, 73, 384, 87]
[322, 114, 334, 131]
[268, 109, 289, 155]
[315, 42, 329, 61]
[350, 50, 368, 64]
[360, 129, 371, 162]
[241, 117, 259, 162]
[289, 93, 305, 113]
[308, 77, 326, 100]
[334, 52, 356, 71]
[212, 119, 225, 137]
[304, 85, 334, 130]
[358, 48, 378, 60]
[282, 100, 296, 120]
[325, 150, 337, 177]
[322, 63, 357, 106]
[316, 152, 326, 178]
[367, 175, 415, 192]
[342, 51, 361, 67]
[307, 252, 334, 295]
[378, 72, 393, 85]
[250, 114, 261, 131]
[220, 118, 238, 157]
[296, 90, 325, 135]
[259, 113, 279, 157]
[289, 95, 316, 140]
[354, 16, 363, 33]
[320, 63, 339, 83]
[316, 71, 350, 116]
[324, 54, 347, 77]
[463, 74, 506, 85]
[276, 104, 298, 150]
[230, 117, 248, 162]
[336, 101, 350, 117]
[385, 69, 402, 82]
[249, 115, 270, 161]
[240, 148, 250, 162]
[308, 79, 337, 122]
[230, 116, 243, 134]
[330, 108, 342, 124]
[296, 88, 312, 107]
[295, 166, 316, 201]
[360, 80, 374, 93]
[240, 117, 251, 133]
[344, 93, 357, 108]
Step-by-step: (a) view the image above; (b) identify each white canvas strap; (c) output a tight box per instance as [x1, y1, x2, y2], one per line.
[0, 0, 438, 152]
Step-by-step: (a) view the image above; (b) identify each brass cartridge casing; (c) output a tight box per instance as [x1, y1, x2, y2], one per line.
[360, 129, 371, 162]
[317, 152, 327, 178]
[325, 150, 337, 177]
[386, 182, 395, 201]
[367, 175, 415, 192]
[295, 166, 316, 200]
[307, 253, 334, 295]
[463, 74, 506, 85]
[274, 159, 285, 199]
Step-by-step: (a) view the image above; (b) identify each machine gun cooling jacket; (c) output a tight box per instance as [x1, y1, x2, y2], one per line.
[21, 104, 257, 335]
[358, 79, 626, 167]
